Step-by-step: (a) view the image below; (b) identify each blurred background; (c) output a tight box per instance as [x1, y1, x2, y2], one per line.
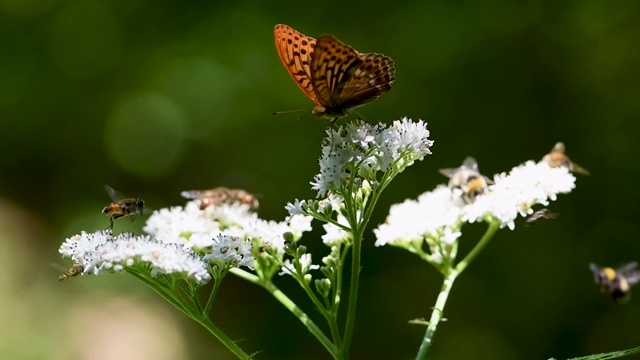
[1, 0, 639, 359]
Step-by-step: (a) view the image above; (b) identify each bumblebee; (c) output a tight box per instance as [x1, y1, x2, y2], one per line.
[439, 157, 492, 203]
[589, 262, 640, 303]
[57, 259, 85, 281]
[102, 185, 145, 229]
[181, 187, 259, 210]
[540, 142, 589, 175]
[525, 208, 558, 226]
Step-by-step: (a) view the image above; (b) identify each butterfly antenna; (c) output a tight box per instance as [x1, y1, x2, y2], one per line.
[272, 108, 309, 116]
[295, 109, 313, 121]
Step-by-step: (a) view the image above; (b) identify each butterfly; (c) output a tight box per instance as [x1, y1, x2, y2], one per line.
[274, 24, 396, 120]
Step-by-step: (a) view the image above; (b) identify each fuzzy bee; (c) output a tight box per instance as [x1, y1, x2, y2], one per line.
[102, 185, 145, 230]
[589, 262, 640, 303]
[540, 142, 589, 175]
[439, 157, 493, 203]
[181, 187, 259, 211]
[525, 208, 558, 226]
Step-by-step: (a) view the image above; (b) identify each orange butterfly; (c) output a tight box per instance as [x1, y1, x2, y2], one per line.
[274, 24, 396, 120]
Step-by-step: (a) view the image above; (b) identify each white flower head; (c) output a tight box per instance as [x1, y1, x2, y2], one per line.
[58, 230, 211, 284]
[203, 234, 254, 270]
[311, 118, 433, 198]
[462, 161, 576, 229]
[374, 185, 462, 248]
[375, 158, 578, 261]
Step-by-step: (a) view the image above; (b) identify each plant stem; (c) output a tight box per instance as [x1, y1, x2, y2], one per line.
[455, 220, 500, 274]
[128, 270, 251, 359]
[230, 268, 337, 357]
[415, 220, 500, 359]
[415, 269, 458, 360]
[338, 225, 363, 359]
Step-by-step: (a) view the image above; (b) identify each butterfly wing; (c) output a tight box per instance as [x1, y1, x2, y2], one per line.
[274, 24, 321, 106]
[334, 52, 395, 109]
[311, 34, 395, 112]
[310, 35, 361, 108]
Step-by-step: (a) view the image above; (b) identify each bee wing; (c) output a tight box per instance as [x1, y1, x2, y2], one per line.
[104, 184, 124, 201]
[461, 156, 479, 171]
[617, 262, 639, 273]
[438, 167, 458, 178]
[51, 262, 68, 272]
[589, 263, 603, 275]
[551, 142, 566, 154]
[571, 162, 590, 176]
[180, 190, 204, 200]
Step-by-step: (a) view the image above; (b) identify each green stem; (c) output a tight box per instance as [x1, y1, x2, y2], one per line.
[415, 269, 458, 360]
[415, 220, 500, 359]
[204, 268, 227, 315]
[230, 268, 337, 357]
[128, 270, 250, 359]
[455, 220, 500, 274]
[338, 225, 364, 359]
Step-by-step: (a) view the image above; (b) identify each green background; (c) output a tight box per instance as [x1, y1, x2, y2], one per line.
[1, 0, 639, 359]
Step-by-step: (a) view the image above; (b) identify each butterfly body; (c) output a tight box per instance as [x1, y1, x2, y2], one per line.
[274, 24, 395, 120]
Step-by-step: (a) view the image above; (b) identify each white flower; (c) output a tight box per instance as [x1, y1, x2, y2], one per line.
[285, 199, 306, 216]
[322, 214, 352, 245]
[374, 186, 462, 247]
[375, 159, 577, 258]
[462, 161, 576, 229]
[279, 253, 320, 276]
[311, 118, 433, 198]
[203, 234, 254, 269]
[58, 230, 211, 283]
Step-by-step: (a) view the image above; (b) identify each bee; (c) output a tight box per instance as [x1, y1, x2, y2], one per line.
[525, 208, 558, 226]
[102, 185, 145, 229]
[439, 157, 493, 203]
[540, 142, 589, 175]
[180, 187, 259, 210]
[589, 262, 640, 303]
[57, 259, 85, 281]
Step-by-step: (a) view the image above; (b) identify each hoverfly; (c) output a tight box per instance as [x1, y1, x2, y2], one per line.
[439, 157, 493, 204]
[180, 187, 259, 211]
[540, 142, 589, 175]
[57, 259, 85, 281]
[525, 208, 558, 226]
[589, 262, 640, 303]
[102, 185, 145, 229]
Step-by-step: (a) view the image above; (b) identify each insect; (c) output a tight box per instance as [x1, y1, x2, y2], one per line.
[540, 142, 589, 175]
[589, 262, 640, 303]
[180, 187, 259, 210]
[525, 208, 558, 226]
[102, 185, 145, 229]
[274, 24, 396, 121]
[439, 157, 493, 203]
[57, 259, 85, 281]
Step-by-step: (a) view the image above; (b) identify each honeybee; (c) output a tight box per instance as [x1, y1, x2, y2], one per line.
[102, 185, 145, 229]
[439, 157, 493, 203]
[540, 142, 589, 175]
[57, 259, 85, 281]
[525, 208, 558, 226]
[180, 187, 259, 210]
[589, 262, 640, 303]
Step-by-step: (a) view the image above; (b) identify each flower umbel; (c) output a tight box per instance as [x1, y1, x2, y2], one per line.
[311, 118, 433, 198]
[58, 230, 211, 284]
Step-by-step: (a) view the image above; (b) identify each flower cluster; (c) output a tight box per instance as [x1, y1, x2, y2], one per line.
[311, 117, 433, 198]
[374, 160, 577, 263]
[58, 230, 211, 283]
[59, 199, 313, 283]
